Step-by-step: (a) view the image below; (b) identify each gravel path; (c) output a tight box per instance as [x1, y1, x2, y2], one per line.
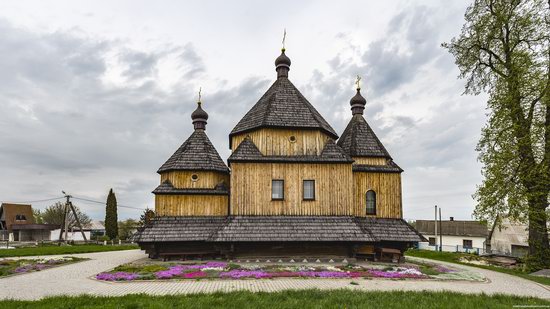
[0, 249, 548, 300]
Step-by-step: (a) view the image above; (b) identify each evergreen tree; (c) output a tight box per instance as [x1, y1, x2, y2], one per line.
[105, 188, 118, 240]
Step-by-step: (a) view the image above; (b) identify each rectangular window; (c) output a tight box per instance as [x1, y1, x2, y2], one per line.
[428, 237, 436, 246]
[272, 180, 284, 200]
[463, 239, 473, 249]
[303, 180, 315, 200]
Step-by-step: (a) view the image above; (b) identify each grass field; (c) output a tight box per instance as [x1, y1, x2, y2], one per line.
[2, 290, 549, 308]
[0, 244, 138, 257]
[406, 249, 550, 286]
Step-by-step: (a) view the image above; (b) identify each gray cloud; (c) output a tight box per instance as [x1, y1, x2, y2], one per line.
[0, 1, 487, 221]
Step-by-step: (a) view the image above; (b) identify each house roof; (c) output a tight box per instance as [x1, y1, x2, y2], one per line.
[352, 161, 403, 173]
[228, 137, 353, 164]
[134, 216, 424, 243]
[0, 203, 34, 231]
[11, 224, 59, 231]
[157, 129, 229, 174]
[337, 115, 392, 159]
[416, 220, 488, 238]
[229, 71, 338, 146]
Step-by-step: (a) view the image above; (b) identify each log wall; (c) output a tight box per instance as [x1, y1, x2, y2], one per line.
[230, 162, 353, 215]
[352, 172, 402, 218]
[155, 194, 228, 216]
[231, 129, 332, 156]
[352, 157, 387, 165]
[160, 171, 229, 189]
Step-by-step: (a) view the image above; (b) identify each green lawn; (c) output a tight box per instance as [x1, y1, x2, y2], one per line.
[406, 249, 550, 286]
[3, 290, 549, 308]
[0, 244, 139, 257]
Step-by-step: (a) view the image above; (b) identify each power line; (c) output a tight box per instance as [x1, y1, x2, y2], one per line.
[0, 196, 65, 204]
[72, 196, 145, 211]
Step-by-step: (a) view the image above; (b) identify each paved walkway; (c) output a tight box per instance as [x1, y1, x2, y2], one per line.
[0, 249, 548, 300]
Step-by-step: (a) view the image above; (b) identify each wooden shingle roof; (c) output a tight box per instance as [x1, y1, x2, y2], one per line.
[229, 77, 338, 146]
[157, 130, 229, 174]
[135, 216, 424, 243]
[152, 180, 228, 195]
[337, 115, 392, 159]
[416, 220, 488, 238]
[352, 161, 403, 173]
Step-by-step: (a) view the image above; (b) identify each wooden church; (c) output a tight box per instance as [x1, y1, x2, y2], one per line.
[135, 47, 423, 260]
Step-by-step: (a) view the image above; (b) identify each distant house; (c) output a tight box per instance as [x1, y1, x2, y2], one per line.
[0, 203, 58, 241]
[487, 217, 529, 257]
[416, 218, 488, 253]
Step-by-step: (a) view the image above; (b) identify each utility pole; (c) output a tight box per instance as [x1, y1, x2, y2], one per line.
[439, 207, 443, 252]
[434, 205, 438, 250]
[58, 191, 88, 244]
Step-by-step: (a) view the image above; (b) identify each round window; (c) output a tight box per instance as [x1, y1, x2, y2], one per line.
[191, 174, 199, 181]
[289, 135, 297, 143]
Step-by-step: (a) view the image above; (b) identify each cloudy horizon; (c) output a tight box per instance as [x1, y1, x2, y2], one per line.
[0, 0, 488, 222]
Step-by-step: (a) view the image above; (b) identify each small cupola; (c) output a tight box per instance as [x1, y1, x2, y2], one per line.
[350, 76, 366, 115]
[191, 89, 208, 130]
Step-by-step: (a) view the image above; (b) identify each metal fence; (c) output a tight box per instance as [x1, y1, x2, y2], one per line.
[417, 242, 487, 255]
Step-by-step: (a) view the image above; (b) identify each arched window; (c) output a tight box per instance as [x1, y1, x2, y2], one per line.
[366, 190, 376, 215]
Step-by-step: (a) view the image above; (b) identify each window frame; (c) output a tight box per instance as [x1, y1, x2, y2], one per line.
[302, 180, 316, 201]
[428, 237, 436, 246]
[271, 179, 285, 200]
[366, 190, 377, 215]
[463, 239, 473, 249]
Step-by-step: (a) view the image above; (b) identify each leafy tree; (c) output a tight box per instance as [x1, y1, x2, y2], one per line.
[105, 188, 118, 240]
[33, 209, 44, 224]
[42, 202, 91, 229]
[443, 0, 549, 270]
[118, 219, 138, 241]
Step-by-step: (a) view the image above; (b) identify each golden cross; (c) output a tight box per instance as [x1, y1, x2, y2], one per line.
[355, 75, 362, 90]
[198, 87, 202, 103]
[282, 29, 287, 51]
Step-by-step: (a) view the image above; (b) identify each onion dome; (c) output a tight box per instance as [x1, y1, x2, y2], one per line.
[191, 101, 208, 130]
[275, 49, 291, 78]
[350, 88, 367, 115]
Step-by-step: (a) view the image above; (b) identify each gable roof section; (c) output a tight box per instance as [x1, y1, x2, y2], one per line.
[338, 115, 392, 158]
[228, 137, 352, 164]
[229, 78, 338, 145]
[158, 130, 229, 174]
[0, 203, 34, 231]
[416, 220, 488, 238]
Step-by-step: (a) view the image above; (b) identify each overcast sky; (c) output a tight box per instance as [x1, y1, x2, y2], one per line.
[0, 0, 488, 221]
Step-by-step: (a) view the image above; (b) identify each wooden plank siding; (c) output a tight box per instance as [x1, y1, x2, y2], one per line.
[160, 171, 229, 189]
[352, 172, 402, 218]
[231, 129, 332, 156]
[155, 195, 228, 216]
[230, 162, 353, 216]
[352, 157, 387, 165]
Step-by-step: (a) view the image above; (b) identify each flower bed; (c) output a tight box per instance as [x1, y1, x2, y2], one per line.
[95, 261, 467, 282]
[0, 256, 86, 277]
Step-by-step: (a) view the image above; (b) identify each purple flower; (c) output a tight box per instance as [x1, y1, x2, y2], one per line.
[96, 272, 138, 281]
[220, 270, 272, 279]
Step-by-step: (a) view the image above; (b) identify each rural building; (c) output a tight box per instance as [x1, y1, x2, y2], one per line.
[0, 203, 58, 241]
[487, 217, 529, 257]
[134, 48, 423, 260]
[416, 218, 488, 253]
